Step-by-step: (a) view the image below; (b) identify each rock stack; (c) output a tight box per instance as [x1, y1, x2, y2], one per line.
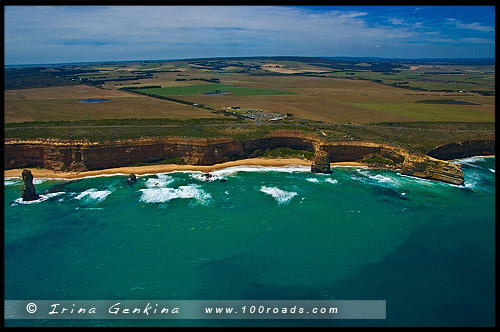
[21, 169, 40, 201]
[311, 150, 331, 174]
[127, 173, 137, 183]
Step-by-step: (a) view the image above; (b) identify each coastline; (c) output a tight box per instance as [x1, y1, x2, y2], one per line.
[3, 158, 364, 180]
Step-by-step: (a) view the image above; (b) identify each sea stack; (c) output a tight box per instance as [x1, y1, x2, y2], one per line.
[311, 150, 331, 174]
[21, 169, 40, 201]
[127, 173, 137, 183]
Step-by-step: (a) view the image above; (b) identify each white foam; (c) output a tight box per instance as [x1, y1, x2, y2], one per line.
[4, 179, 22, 186]
[306, 178, 320, 183]
[260, 186, 297, 205]
[489, 169, 495, 173]
[210, 165, 311, 177]
[11, 192, 64, 205]
[75, 188, 112, 202]
[325, 178, 338, 184]
[354, 169, 399, 187]
[190, 172, 224, 182]
[144, 173, 174, 188]
[371, 174, 398, 185]
[452, 156, 493, 164]
[139, 184, 211, 204]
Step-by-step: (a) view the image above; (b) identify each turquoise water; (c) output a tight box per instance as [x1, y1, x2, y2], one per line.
[4, 157, 495, 327]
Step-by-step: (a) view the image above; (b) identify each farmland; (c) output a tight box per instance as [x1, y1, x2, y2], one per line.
[4, 56, 495, 152]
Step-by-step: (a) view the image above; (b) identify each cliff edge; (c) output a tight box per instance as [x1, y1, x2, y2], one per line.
[4, 134, 476, 186]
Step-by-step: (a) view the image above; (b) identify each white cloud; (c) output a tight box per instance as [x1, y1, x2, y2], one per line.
[3, 6, 495, 64]
[446, 18, 494, 32]
[462, 37, 495, 44]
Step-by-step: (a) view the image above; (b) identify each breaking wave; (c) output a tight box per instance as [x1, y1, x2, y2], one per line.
[139, 184, 211, 204]
[210, 165, 310, 177]
[190, 172, 225, 182]
[260, 186, 297, 205]
[75, 188, 112, 202]
[353, 169, 400, 187]
[144, 173, 175, 188]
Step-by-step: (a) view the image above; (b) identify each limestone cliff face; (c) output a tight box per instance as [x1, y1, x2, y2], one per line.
[427, 140, 495, 160]
[401, 154, 464, 186]
[4, 135, 470, 185]
[322, 141, 407, 166]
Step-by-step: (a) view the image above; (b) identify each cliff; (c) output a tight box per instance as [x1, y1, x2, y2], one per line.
[427, 140, 495, 160]
[4, 133, 472, 185]
[400, 154, 464, 186]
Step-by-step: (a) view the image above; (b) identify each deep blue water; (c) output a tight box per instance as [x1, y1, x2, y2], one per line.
[4, 157, 495, 327]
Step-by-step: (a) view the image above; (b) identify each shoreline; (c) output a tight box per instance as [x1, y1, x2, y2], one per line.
[3, 158, 364, 180]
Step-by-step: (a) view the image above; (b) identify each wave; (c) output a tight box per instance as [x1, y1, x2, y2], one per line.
[4, 177, 52, 186]
[260, 186, 298, 205]
[4, 178, 22, 186]
[144, 173, 175, 188]
[75, 188, 112, 202]
[10, 192, 65, 206]
[306, 177, 338, 184]
[353, 169, 400, 187]
[139, 184, 211, 204]
[452, 156, 495, 164]
[325, 178, 338, 184]
[210, 165, 311, 177]
[190, 172, 225, 182]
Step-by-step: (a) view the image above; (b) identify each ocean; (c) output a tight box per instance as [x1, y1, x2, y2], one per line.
[4, 156, 495, 327]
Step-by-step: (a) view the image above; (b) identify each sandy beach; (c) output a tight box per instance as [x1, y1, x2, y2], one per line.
[4, 158, 364, 179]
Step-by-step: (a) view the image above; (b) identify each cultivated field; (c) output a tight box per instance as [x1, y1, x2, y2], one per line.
[4, 57, 495, 150]
[4, 85, 223, 122]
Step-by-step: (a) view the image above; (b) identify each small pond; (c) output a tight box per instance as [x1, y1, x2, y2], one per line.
[79, 99, 112, 103]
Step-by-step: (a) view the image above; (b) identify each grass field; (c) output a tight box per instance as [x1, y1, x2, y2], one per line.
[4, 86, 223, 122]
[139, 84, 297, 96]
[339, 102, 494, 122]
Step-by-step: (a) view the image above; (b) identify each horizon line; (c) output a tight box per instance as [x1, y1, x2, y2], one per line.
[4, 55, 496, 67]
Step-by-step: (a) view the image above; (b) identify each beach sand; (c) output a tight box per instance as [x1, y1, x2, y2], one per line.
[4, 158, 364, 179]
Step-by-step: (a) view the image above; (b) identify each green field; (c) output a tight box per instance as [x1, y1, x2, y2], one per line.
[139, 84, 297, 97]
[340, 102, 494, 122]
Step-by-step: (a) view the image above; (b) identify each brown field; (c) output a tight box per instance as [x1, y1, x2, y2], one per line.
[260, 63, 330, 74]
[5, 63, 495, 124]
[159, 74, 494, 123]
[4, 85, 223, 123]
[3, 85, 136, 99]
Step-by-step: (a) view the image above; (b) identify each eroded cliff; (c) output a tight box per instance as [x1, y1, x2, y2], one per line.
[4, 133, 476, 185]
[427, 140, 495, 160]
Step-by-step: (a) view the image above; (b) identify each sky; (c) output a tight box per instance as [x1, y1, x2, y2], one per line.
[4, 5, 496, 65]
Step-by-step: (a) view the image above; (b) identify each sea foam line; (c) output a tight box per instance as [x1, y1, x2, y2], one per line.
[11, 192, 65, 206]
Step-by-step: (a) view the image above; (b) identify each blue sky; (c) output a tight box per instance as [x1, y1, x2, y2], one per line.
[4, 5, 495, 65]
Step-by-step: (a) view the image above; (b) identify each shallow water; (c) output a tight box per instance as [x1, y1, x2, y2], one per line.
[4, 157, 495, 326]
